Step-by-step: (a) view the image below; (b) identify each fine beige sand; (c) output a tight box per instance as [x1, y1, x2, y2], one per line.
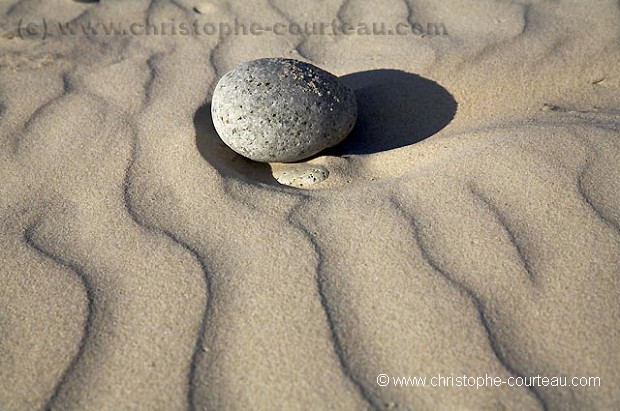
[1, 0, 619, 410]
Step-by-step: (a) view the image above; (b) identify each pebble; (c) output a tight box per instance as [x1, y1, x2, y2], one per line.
[272, 164, 330, 188]
[211, 58, 357, 162]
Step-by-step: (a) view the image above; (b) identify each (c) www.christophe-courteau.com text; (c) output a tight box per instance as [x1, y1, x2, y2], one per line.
[376, 373, 601, 389]
[7, 18, 449, 40]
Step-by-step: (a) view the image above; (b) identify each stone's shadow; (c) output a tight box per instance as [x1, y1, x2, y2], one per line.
[327, 69, 458, 156]
[194, 70, 457, 186]
[194, 104, 278, 185]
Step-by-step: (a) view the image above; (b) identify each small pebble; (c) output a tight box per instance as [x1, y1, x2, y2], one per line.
[211, 58, 357, 162]
[272, 164, 329, 188]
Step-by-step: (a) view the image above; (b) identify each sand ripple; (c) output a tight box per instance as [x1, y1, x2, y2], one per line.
[0, 0, 619, 410]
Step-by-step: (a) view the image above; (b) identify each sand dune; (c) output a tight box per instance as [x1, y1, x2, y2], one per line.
[0, 0, 619, 410]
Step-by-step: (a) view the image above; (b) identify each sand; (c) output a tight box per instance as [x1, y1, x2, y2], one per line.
[0, 0, 619, 410]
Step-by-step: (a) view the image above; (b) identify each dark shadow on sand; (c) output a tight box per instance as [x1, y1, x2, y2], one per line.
[328, 69, 457, 156]
[194, 70, 456, 183]
[194, 103, 278, 185]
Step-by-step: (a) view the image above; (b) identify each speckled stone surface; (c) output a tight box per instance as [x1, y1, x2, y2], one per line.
[211, 58, 357, 162]
[272, 164, 330, 188]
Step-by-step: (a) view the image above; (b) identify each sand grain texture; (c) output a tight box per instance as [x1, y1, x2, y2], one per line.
[0, 0, 619, 410]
